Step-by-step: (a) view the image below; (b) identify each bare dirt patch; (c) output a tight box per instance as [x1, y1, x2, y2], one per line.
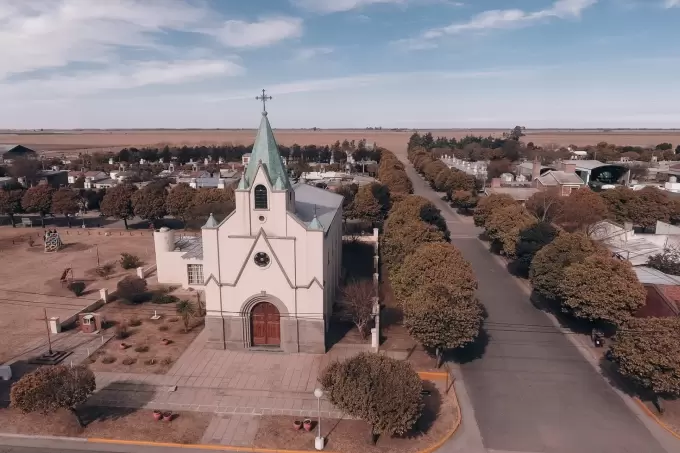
[253, 380, 457, 453]
[87, 300, 203, 374]
[0, 407, 209, 444]
[0, 228, 155, 364]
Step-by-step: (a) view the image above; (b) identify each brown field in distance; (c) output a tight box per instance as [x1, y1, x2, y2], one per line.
[2, 129, 680, 156]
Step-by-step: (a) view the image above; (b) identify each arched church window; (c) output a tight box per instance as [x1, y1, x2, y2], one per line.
[254, 185, 268, 209]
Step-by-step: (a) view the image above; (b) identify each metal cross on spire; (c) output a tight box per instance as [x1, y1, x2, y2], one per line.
[256, 89, 272, 114]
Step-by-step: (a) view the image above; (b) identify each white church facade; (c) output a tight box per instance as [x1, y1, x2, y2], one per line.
[153, 108, 344, 353]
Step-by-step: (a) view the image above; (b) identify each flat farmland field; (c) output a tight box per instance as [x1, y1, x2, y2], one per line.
[2, 129, 680, 156]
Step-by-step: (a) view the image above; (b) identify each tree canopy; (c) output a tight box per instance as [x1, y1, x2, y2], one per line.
[485, 204, 536, 258]
[474, 193, 515, 228]
[51, 188, 80, 227]
[100, 184, 136, 229]
[21, 185, 54, 227]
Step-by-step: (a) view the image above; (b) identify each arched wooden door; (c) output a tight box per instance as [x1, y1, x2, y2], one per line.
[251, 302, 281, 346]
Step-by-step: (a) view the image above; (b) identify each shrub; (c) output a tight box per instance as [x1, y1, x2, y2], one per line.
[120, 253, 142, 270]
[121, 357, 136, 365]
[67, 281, 86, 297]
[115, 322, 129, 339]
[161, 357, 174, 366]
[10, 365, 95, 427]
[152, 293, 179, 305]
[128, 317, 142, 327]
[176, 300, 197, 333]
[168, 317, 179, 323]
[320, 353, 423, 443]
[95, 262, 116, 279]
[143, 358, 157, 366]
[134, 345, 149, 353]
[101, 356, 116, 364]
[158, 325, 169, 332]
[116, 275, 148, 304]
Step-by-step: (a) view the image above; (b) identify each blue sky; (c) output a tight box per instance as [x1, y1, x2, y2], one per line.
[1, 0, 679, 129]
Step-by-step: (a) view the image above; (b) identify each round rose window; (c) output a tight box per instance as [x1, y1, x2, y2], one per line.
[254, 252, 270, 267]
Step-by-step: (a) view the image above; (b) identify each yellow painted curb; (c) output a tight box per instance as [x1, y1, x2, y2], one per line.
[417, 371, 449, 381]
[87, 438, 339, 453]
[634, 398, 680, 441]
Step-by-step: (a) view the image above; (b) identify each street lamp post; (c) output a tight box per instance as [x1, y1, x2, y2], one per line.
[313, 388, 324, 450]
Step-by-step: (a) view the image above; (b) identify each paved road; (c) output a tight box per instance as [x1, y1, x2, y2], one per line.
[398, 158, 669, 453]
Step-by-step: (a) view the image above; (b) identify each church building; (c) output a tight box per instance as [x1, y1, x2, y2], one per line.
[153, 105, 344, 353]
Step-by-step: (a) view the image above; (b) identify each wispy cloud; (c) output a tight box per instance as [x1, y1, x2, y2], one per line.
[665, 0, 680, 7]
[293, 47, 334, 61]
[396, 0, 597, 49]
[291, 0, 462, 14]
[0, 60, 244, 99]
[210, 17, 303, 49]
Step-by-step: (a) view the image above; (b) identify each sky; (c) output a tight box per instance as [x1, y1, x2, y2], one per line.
[1, 0, 679, 129]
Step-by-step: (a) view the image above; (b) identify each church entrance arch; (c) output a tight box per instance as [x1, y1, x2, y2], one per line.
[251, 302, 281, 346]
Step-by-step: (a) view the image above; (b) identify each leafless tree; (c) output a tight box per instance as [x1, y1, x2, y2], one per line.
[339, 279, 376, 339]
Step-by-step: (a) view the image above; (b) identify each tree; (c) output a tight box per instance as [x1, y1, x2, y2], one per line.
[190, 187, 235, 224]
[600, 187, 637, 225]
[10, 365, 95, 427]
[647, 246, 680, 276]
[486, 159, 512, 181]
[403, 284, 483, 367]
[473, 193, 515, 228]
[132, 184, 167, 226]
[339, 279, 376, 339]
[176, 299, 197, 333]
[379, 168, 413, 195]
[51, 188, 80, 227]
[526, 189, 563, 222]
[165, 183, 195, 227]
[556, 188, 608, 234]
[559, 254, 645, 327]
[100, 184, 136, 229]
[390, 195, 448, 237]
[450, 190, 478, 213]
[391, 242, 477, 305]
[515, 222, 559, 277]
[627, 187, 670, 230]
[508, 125, 526, 141]
[444, 171, 475, 199]
[529, 232, 603, 300]
[676, 144, 680, 155]
[0, 188, 24, 227]
[608, 317, 680, 412]
[485, 204, 536, 258]
[655, 142, 673, 151]
[348, 184, 383, 224]
[21, 185, 54, 227]
[72, 176, 85, 189]
[320, 353, 423, 443]
[9, 158, 41, 184]
[380, 218, 445, 273]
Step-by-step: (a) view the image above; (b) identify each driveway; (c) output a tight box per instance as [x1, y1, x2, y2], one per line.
[397, 157, 668, 453]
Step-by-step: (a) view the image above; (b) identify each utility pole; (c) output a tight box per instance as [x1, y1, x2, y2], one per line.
[42, 308, 53, 354]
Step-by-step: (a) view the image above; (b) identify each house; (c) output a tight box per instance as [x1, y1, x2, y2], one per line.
[92, 178, 117, 189]
[573, 160, 630, 189]
[18, 170, 68, 188]
[68, 170, 108, 185]
[0, 145, 37, 162]
[534, 161, 586, 196]
[242, 153, 252, 166]
[633, 267, 680, 318]
[153, 109, 343, 353]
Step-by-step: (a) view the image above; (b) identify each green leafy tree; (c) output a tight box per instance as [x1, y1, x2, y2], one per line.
[473, 193, 515, 228]
[559, 254, 645, 326]
[132, 184, 167, 226]
[10, 365, 95, 427]
[0, 188, 24, 227]
[190, 187, 235, 224]
[525, 189, 564, 222]
[530, 232, 603, 300]
[320, 353, 423, 443]
[21, 185, 54, 227]
[390, 195, 448, 237]
[176, 299, 197, 333]
[450, 190, 478, 213]
[515, 222, 559, 277]
[165, 183, 196, 227]
[626, 187, 670, 230]
[392, 242, 477, 305]
[485, 204, 536, 258]
[100, 184, 136, 229]
[433, 169, 452, 192]
[51, 188, 80, 227]
[404, 284, 483, 367]
[600, 187, 637, 225]
[608, 317, 680, 413]
[647, 246, 680, 276]
[445, 172, 475, 199]
[556, 188, 608, 234]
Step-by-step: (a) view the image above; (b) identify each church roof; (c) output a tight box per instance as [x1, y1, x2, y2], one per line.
[293, 183, 343, 234]
[241, 113, 291, 190]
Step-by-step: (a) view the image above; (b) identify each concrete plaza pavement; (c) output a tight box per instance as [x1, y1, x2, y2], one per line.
[396, 153, 677, 453]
